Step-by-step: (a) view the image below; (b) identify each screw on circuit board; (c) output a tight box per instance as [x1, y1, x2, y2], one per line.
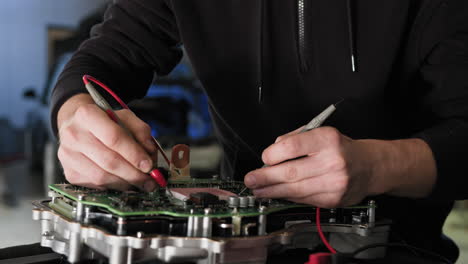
[48, 191, 58, 203]
[360, 211, 367, 224]
[258, 206, 267, 236]
[187, 209, 195, 237]
[368, 200, 376, 227]
[75, 195, 85, 222]
[231, 207, 238, 215]
[239, 197, 248, 208]
[248, 196, 256, 207]
[228, 196, 240, 208]
[117, 217, 126, 236]
[202, 208, 212, 237]
[84, 207, 91, 224]
[329, 209, 336, 223]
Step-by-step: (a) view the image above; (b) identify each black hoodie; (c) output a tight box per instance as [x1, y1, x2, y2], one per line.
[51, 0, 468, 261]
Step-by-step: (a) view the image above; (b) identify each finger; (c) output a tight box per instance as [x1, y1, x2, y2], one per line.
[245, 155, 334, 189]
[72, 132, 155, 191]
[59, 147, 132, 191]
[275, 126, 305, 143]
[150, 151, 159, 166]
[74, 104, 154, 173]
[63, 168, 131, 191]
[288, 192, 344, 208]
[262, 126, 341, 166]
[252, 173, 346, 199]
[115, 109, 157, 154]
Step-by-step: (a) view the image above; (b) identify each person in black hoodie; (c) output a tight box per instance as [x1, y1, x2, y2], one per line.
[51, 0, 468, 262]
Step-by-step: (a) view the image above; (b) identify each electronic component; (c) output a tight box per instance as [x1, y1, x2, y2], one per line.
[34, 81, 388, 263]
[189, 192, 219, 205]
[170, 144, 191, 179]
[33, 178, 390, 264]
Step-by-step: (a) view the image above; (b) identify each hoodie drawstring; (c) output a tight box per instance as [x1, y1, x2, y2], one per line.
[346, 0, 357, 72]
[258, 1, 357, 103]
[258, 0, 264, 103]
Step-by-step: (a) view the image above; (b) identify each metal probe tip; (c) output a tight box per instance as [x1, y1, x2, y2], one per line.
[166, 188, 175, 198]
[334, 98, 344, 107]
[238, 187, 248, 196]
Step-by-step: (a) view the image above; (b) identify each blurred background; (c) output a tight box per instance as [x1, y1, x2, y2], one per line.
[0, 0, 221, 251]
[0, 1, 467, 263]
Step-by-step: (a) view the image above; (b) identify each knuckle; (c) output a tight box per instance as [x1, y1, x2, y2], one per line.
[329, 156, 347, 172]
[60, 126, 79, 143]
[106, 129, 121, 148]
[127, 145, 149, 166]
[75, 104, 94, 120]
[93, 170, 108, 187]
[135, 122, 152, 140]
[139, 122, 151, 134]
[102, 153, 121, 171]
[261, 150, 272, 164]
[282, 137, 301, 156]
[322, 127, 341, 145]
[118, 109, 132, 118]
[284, 165, 299, 182]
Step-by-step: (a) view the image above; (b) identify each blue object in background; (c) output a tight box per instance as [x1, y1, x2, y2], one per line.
[145, 61, 212, 140]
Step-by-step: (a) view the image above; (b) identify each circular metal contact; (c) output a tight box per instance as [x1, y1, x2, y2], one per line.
[248, 196, 256, 207]
[228, 196, 240, 208]
[239, 197, 248, 208]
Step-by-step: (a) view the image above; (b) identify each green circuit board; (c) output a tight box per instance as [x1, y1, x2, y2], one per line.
[49, 180, 371, 218]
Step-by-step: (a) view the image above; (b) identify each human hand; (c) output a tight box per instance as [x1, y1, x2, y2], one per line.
[57, 94, 158, 192]
[244, 127, 380, 208]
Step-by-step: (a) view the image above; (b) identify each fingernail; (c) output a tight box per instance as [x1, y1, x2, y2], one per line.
[139, 160, 152, 172]
[245, 174, 257, 188]
[144, 180, 157, 192]
[146, 139, 156, 152]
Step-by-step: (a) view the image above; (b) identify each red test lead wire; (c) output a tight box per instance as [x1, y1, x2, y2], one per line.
[82, 75, 129, 109]
[105, 109, 119, 123]
[305, 252, 332, 264]
[305, 209, 336, 264]
[316, 207, 337, 254]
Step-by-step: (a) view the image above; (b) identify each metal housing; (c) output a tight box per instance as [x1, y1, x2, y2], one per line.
[33, 200, 390, 264]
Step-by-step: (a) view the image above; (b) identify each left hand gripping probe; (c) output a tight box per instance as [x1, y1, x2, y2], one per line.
[82, 75, 172, 193]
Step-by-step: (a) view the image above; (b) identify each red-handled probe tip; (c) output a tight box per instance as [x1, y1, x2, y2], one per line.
[150, 169, 167, 188]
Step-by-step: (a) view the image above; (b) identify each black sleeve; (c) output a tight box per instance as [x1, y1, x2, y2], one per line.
[413, 1, 468, 200]
[50, 0, 183, 135]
